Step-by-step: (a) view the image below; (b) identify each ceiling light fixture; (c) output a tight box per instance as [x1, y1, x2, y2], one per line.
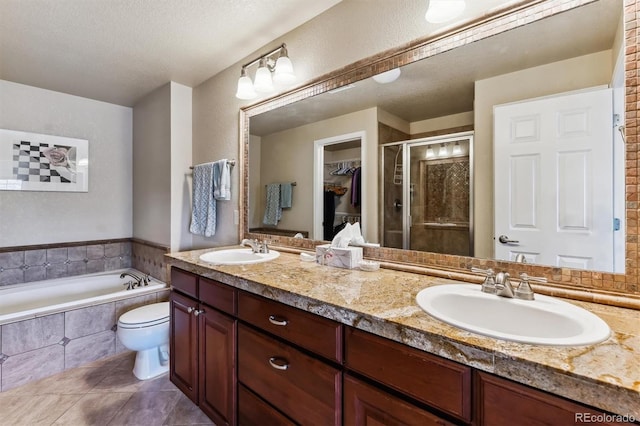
[235, 43, 296, 100]
[425, 0, 466, 24]
[372, 68, 401, 84]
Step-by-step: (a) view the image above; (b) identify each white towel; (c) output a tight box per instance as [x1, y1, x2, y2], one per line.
[190, 162, 217, 237]
[213, 159, 231, 201]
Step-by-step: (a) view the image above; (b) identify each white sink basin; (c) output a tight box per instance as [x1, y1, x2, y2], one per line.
[416, 284, 610, 346]
[199, 248, 280, 265]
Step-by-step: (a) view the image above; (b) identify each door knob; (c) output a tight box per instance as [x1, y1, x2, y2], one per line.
[498, 235, 519, 244]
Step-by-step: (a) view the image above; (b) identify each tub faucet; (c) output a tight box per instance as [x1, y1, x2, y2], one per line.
[120, 272, 150, 288]
[241, 238, 269, 254]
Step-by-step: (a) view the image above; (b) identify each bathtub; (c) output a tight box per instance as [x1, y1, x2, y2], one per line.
[0, 269, 167, 325]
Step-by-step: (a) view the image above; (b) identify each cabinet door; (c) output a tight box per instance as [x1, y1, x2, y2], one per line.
[475, 372, 621, 426]
[344, 375, 455, 426]
[199, 307, 237, 426]
[345, 327, 471, 422]
[238, 384, 295, 426]
[238, 324, 341, 426]
[170, 291, 199, 402]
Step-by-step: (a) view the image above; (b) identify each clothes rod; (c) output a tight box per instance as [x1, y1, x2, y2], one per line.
[265, 182, 297, 186]
[189, 159, 236, 170]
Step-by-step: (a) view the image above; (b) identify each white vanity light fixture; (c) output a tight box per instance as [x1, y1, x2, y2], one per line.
[425, 0, 466, 24]
[438, 143, 448, 157]
[426, 145, 435, 158]
[452, 141, 462, 155]
[372, 68, 401, 84]
[235, 43, 296, 100]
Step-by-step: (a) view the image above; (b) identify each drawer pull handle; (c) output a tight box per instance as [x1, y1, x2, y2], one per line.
[268, 357, 289, 371]
[268, 315, 288, 326]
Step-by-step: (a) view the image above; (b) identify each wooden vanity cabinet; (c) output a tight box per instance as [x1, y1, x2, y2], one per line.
[475, 372, 624, 426]
[170, 268, 237, 426]
[345, 327, 472, 423]
[237, 292, 343, 425]
[344, 374, 455, 426]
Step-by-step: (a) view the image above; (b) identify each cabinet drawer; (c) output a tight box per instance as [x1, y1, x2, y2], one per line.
[200, 277, 236, 315]
[238, 384, 295, 426]
[344, 375, 455, 426]
[238, 324, 341, 426]
[238, 292, 342, 363]
[345, 327, 471, 422]
[171, 267, 198, 298]
[475, 372, 620, 426]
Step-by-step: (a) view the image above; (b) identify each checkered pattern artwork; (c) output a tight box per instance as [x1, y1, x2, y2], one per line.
[12, 141, 73, 183]
[0, 129, 88, 192]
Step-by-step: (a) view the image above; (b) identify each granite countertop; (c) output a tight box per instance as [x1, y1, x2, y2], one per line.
[166, 247, 640, 417]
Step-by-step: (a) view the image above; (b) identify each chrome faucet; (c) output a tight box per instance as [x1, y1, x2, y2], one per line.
[495, 272, 515, 298]
[514, 273, 547, 300]
[471, 267, 497, 294]
[120, 272, 150, 289]
[241, 238, 269, 254]
[514, 253, 527, 263]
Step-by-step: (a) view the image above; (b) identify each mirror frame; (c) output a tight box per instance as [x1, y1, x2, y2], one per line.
[240, 0, 639, 303]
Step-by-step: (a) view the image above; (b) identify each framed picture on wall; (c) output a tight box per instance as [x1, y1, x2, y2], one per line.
[0, 129, 89, 192]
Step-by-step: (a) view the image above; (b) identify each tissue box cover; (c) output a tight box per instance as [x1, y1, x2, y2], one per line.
[315, 244, 363, 269]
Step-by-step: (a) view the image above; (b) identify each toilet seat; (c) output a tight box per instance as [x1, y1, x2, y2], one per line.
[118, 302, 170, 329]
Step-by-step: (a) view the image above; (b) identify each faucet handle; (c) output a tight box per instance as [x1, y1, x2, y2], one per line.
[471, 267, 497, 294]
[515, 273, 547, 300]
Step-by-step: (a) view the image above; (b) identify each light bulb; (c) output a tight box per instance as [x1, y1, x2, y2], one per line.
[426, 146, 435, 158]
[254, 58, 274, 93]
[235, 69, 257, 100]
[273, 55, 296, 86]
[425, 0, 466, 23]
[438, 143, 448, 157]
[452, 141, 462, 155]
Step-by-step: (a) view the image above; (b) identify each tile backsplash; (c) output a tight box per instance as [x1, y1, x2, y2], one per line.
[0, 239, 168, 286]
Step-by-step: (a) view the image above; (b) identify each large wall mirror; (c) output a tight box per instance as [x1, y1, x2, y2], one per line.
[242, 0, 633, 282]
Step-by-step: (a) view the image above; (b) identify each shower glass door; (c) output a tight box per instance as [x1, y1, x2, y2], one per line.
[404, 133, 473, 255]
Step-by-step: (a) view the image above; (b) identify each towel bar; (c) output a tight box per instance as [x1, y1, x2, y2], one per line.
[189, 159, 236, 170]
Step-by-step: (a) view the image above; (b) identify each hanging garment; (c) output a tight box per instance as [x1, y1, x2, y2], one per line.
[351, 166, 361, 207]
[323, 190, 336, 240]
[190, 162, 217, 237]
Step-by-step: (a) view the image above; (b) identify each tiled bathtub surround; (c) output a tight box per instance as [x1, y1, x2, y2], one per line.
[131, 239, 170, 283]
[0, 290, 169, 392]
[0, 240, 132, 286]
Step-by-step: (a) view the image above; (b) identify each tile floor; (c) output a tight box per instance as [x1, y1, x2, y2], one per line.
[0, 351, 213, 425]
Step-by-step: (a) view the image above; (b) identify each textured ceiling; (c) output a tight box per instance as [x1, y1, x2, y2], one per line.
[0, 0, 341, 106]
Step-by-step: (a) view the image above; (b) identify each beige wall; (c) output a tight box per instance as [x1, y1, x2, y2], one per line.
[473, 50, 613, 258]
[133, 82, 193, 250]
[192, 0, 445, 248]
[133, 83, 172, 247]
[410, 111, 474, 135]
[0, 80, 133, 247]
[257, 107, 378, 241]
[170, 83, 193, 251]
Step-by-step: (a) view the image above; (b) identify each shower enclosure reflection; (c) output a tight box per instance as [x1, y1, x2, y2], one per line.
[381, 132, 473, 255]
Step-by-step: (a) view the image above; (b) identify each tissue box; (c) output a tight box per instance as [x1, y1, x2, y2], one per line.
[315, 244, 363, 269]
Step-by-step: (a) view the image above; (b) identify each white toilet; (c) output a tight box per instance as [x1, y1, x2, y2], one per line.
[117, 302, 170, 380]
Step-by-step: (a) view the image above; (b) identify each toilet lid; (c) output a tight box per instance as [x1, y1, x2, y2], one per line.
[118, 302, 170, 328]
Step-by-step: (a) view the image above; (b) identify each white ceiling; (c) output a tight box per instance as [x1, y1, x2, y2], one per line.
[251, 0, 621, 136]
[0, 0, 341, 106]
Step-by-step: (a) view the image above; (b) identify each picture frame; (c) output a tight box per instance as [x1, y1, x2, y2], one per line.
[0, 129, 89, 192]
